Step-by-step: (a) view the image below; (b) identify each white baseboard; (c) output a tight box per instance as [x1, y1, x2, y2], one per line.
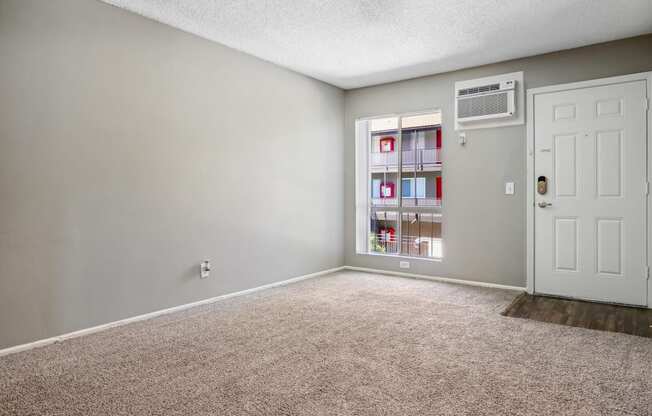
[0, 266, 345, 358]
[0, 265, 524, 357]
[343, 266, 526, 292]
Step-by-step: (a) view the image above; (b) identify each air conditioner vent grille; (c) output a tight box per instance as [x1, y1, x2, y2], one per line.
[457, 92, 508, 119]
[458, 83, 500, 96]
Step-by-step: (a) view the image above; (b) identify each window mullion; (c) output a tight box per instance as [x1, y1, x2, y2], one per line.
[367, 126, 371, 254]
[396, 115, 403, 255]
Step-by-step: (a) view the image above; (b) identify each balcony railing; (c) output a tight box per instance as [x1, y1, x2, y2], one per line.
[371, 197, 399, 206]
[368, 233, 399, 254]
[372, 197, 441, 207]
[370, 151, 398, 167]
[402, 148, 441, 166]
[401, 236, 442, 258]
[401, 197, 442, 207]
[369, 234, 442, 258]
[370, 148, 441, 168]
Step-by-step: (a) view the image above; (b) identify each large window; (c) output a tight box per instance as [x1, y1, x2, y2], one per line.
[355, 111, 443, 259]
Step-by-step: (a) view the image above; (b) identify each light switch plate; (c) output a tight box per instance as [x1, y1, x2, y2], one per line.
[505, 182, 515, 195]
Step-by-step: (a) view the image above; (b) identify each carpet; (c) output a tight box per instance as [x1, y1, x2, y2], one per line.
[1, 271, 651, 415]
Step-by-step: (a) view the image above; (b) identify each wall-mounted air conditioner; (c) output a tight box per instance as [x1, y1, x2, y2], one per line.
[454, 72, 524, 130]
[456, 80, 515, 122]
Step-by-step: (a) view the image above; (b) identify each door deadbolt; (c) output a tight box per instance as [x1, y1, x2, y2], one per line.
[537, 176, 547, 195]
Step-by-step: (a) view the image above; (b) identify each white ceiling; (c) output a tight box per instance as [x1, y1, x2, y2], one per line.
[103, 0, 652, 89]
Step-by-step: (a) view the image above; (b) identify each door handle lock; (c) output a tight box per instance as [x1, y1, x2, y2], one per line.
[537, 202, 552, 208]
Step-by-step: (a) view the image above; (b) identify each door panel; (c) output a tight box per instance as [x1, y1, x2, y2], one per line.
[554, 217, 579, 272]
[596, 130, 622, 197]
[554, 134, 578, 197]
[596, 98, 623, 118]
[596, 218, 623, 275]
[534, 80, 647, 306]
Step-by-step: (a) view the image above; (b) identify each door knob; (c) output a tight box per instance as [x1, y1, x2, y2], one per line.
[537, 202, 552, 208]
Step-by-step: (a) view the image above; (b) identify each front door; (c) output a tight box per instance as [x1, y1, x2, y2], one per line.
[534, 80, 648, 305]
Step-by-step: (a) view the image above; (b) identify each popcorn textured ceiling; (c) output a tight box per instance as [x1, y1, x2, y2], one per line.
[102, 0, 652, 89]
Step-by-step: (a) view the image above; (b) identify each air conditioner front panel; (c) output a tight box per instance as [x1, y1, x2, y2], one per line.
[456, 90, 514, 123]
[455, 110, 514, 123]
[453, 72, 523, 130]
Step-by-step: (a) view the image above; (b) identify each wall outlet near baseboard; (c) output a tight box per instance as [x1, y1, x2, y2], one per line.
[399, 261, 410, 269]
[200, 260, 211, 279]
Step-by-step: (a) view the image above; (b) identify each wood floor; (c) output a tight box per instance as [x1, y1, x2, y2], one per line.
[502, 293, 652, 338]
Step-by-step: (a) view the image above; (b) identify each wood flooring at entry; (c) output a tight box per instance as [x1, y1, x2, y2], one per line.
[502, 293, 652, 338]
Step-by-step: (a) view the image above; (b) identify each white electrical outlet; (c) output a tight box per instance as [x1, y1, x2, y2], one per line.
[505, 182, 515, 195]
[200, 260, 211, 279]
[399, 261, 410, 269]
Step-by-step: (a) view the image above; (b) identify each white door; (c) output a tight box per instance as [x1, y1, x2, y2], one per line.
[534, 80, 648, 306]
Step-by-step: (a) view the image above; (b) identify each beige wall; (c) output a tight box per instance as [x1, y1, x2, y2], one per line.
[0, 0, 344, 349]
[344, 35, 652, 287]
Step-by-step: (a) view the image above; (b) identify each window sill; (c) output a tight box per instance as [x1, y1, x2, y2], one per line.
[357, 252, 443, 263]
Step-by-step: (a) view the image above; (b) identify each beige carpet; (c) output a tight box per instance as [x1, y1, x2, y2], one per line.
[1, 271, 651, 416]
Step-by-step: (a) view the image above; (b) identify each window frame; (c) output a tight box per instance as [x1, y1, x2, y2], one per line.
[355, 108, 443, 262]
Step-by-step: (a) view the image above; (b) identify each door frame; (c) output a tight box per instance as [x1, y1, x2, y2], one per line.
[526, 71, 652, 307]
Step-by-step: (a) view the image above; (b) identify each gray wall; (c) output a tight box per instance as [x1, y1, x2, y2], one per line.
[1, 1, 650, 350]
[0, 0, 344, 349]
[344, 35, 652, 287]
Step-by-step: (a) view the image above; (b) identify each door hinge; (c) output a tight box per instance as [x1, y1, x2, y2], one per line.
[645, 97, 649, 111]
[646, 266, 650, 280]
[645, 180, 650, 196]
